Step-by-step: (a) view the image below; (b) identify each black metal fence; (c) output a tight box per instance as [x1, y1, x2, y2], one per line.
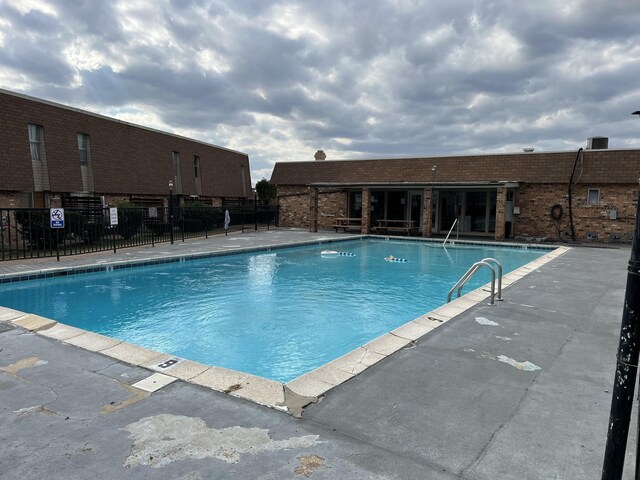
[0, 205, 279, 261]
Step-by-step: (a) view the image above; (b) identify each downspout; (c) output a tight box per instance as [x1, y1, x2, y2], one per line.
[567, 148, 583, 241]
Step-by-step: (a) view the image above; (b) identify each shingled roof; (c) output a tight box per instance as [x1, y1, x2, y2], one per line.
[270, 149, 640, 186]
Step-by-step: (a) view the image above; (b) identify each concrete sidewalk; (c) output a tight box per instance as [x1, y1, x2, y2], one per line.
[0, 230, 635, 479]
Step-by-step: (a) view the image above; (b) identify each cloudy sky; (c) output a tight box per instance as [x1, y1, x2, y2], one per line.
[1, 0, 640, 183]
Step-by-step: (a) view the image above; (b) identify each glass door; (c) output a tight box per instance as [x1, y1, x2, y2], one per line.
[408, 191, 422, 229]
[439, 191, 459, 232]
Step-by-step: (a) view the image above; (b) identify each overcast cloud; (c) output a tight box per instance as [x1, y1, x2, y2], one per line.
[1, 0, 640, 183]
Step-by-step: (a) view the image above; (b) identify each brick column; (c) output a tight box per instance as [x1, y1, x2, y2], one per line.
[361, 188, 370, 234]
[494, 186, 507, 240]
[422, 188, 433, 237]
[309, 187, 318, 232]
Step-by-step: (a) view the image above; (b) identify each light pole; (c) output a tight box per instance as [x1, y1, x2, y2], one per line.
[601, 111, 640, 479]
[168, 180, 174, 244]
[253, 188, 258, 231]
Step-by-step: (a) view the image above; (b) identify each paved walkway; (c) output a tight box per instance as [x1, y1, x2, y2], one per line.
[0, 230, 636, 479]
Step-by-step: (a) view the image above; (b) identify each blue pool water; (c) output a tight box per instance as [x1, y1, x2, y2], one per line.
[0, 239, 547, 382]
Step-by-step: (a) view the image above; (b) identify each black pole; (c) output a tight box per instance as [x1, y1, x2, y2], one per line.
[254, 191, 258, 231]
[169, 188, 174, 245]
[601, 180, 640, 479]
[568, 148, 583, 241]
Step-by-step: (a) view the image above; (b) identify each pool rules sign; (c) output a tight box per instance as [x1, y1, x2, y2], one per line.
[109, 207, 118, 226]
[50, 208, 64, 228]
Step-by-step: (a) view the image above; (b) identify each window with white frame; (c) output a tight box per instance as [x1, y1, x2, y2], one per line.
[587, 188, 600, 205]
[77, 133, 89, 165]
[28, 124, 43, 162]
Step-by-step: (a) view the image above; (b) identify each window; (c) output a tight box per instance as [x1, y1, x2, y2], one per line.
[172, 151, 182, 193]
[587, 188, 600, 205]
[28, 124, 42, 162]
[77, 133, 89, 165]
[194, 156, 200, 178]
[172, 151, 181, 177]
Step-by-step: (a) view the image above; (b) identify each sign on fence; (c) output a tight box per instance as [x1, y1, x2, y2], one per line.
[109, 208, 118, 226]
[50, 208, 64, 228]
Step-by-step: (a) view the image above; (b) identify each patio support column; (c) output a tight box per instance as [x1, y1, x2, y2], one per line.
[495, 186, 507, 240]
[309, 187, 318, 232]
[422, 187, 433, 237]
[361, 188, 371, 234]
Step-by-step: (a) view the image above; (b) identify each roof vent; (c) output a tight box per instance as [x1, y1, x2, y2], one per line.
[314, 150, 326, 161]
[523, 147, 534, 152]
[586, 137, 608, 150]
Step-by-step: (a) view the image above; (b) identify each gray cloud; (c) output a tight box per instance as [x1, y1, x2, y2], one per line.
[0, 0, 639, 183]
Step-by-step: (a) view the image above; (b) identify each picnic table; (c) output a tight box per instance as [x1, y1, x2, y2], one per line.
[373, 219, 417, 236]
[332, 217, 362, 232]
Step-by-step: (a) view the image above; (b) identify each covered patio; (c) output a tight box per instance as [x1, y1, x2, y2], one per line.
[308, 181, 519, 240]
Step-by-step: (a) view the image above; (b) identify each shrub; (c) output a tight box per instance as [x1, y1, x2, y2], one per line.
[114, 202, 145, 239]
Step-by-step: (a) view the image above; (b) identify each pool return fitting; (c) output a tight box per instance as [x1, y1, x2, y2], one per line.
[447, 258, 503, 305]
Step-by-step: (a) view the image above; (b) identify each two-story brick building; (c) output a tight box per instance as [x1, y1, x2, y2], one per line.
[0, 89, 251, 210]
[271, 146, 640, 243]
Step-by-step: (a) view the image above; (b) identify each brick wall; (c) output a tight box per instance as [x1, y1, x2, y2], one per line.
[516, 183, 637, 242]
[279, 192, 310, 227]
[318, 190, 348, 229]
[0, 90, 251, 202]
[277, 183, 638, 242]
[0, 192, 22, 208]
[277, 187, 348, 229]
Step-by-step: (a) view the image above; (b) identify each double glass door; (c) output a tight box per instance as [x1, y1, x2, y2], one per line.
[436, 190, 496, 235]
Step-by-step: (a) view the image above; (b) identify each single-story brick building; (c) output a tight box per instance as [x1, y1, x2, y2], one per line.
[0, 89, 251, 210]
[270, 145, 640, 242]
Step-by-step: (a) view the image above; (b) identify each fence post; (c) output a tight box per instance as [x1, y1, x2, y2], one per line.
[55, 229, 60, 261]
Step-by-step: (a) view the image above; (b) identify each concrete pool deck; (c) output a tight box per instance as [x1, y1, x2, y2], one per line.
[0, 229, 636, 478]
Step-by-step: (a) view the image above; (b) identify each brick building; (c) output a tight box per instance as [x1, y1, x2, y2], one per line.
[0, 89, 251, 210]
[270, 147, 640, 242]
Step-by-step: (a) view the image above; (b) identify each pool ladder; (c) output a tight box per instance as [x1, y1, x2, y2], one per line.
[447, 258, 503, 305]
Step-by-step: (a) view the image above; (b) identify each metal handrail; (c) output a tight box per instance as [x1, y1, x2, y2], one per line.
[447, 258, 502, 305]
[480, 258, 503, 301]
[443, 218, 458, 246]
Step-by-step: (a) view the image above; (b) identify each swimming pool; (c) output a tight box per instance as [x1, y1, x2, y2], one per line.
[0, 239, 547, 382]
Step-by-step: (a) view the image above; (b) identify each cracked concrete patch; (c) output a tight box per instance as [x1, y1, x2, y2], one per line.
[280, 385, 320, 418]
[294, 454, 327, 477]
[14, 405, 57, 417]
[1, 356, 48, 378]
[479, 352, 541, 372]
[475, 317, 499, 326]
[496, 355, 541, 371]
[121, 414, 322, 467]
[101, 382, 150, 416]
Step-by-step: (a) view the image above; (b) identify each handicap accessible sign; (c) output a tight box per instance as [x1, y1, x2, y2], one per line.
[50, 208, 65, 228]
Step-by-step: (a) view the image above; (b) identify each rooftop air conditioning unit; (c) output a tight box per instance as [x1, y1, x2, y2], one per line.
[587, 136, 608, 150]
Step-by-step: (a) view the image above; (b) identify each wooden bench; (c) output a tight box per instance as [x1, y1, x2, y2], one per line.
[373, 219, 417, 236]
[332, 217, 362, 232]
